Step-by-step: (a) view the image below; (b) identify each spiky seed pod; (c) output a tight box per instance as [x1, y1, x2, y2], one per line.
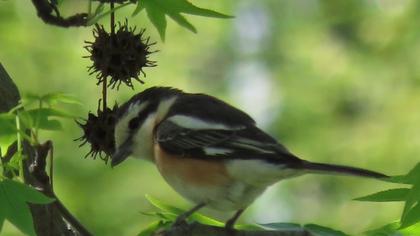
[75, 105, 118, 164]
[85, 21, 157, 89]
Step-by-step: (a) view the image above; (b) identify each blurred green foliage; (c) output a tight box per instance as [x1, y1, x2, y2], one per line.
[1, 0, 420, 235]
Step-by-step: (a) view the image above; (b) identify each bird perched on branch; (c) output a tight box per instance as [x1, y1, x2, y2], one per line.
[111, 87, 387, 229]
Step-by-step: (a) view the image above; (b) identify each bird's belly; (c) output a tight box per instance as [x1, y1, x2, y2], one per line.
[153, 144, 266, 211]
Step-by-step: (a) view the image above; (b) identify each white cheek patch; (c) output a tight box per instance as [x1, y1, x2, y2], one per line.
[114, 102, 148, 148]
[203, 147, 233, 156]
[168, 115, 244, 130]
[131, 113, 156, 161]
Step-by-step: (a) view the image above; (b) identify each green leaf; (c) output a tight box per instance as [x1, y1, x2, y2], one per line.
[140, 211, 177, 221]
[0, 113, 17, 137]
[401, 203, 420, 229]
[188, 211, 223, 227]
[88, 2, 105, 22]
[167, 12, 196, 33]
[304, 224, 349, 236]
[137, 220, 171, 236]
[235, 223, 264, 230]
[41, 93, 82, 106]
[164, 0, 232, 18]
[144, 1, 167, 41]
[87, 2, 131, 25]
[21, 94, 40, 108]
[138, 0, 232, 40]
[364, 222, 401, 236]
[261, 222, 348, 236]
[401, 179, 420, 227]
[2, 179, 54, 204]
[145, 194, 183, 215]
[144, 195, 224, 226]
[19, 108, 75, 131]
[401, 222, 420, 235]
[260, 222, 303, 230]
[132, 0, 145, 16]
[386, 163, 420, 184]
[0, 219, 4, 234]
[354, 188, 410, 202]
[0, 179, 54, 236]
[39, 119, 63, 131]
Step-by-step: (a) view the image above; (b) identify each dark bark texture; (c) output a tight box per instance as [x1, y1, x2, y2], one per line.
[0, 63, 92, 236]
[30, 0, 88, 27]
[154, 222, 313, 236]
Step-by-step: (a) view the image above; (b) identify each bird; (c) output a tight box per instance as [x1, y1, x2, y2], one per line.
[111, 86, 387, 229]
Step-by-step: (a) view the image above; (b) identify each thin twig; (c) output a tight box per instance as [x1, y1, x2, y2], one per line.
[111, 1, 116, 35]
[102, 1, 116, 111]
[49, 144, 54, 192]
[155, 222, 312, 236]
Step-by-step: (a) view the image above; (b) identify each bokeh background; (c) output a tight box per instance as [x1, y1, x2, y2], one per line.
[1, 0, 420, 235]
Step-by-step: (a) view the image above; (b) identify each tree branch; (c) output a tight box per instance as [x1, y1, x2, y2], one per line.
[30, 0, 88, 27]
[0, 63, 92, 236]
[154, 222, 312, 236]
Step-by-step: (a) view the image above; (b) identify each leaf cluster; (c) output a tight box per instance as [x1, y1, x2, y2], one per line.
[0, 179, 54, 236]
[355, 163, 420, 235]
[137, 195, 349, 236]
[86, 0, 232, 41]
[0, 89, 80, 235]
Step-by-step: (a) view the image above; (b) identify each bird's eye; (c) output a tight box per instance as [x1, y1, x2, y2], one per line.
[128, 117, 140, 130]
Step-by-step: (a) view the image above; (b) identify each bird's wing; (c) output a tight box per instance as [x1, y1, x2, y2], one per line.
[155, 117, 301, 164]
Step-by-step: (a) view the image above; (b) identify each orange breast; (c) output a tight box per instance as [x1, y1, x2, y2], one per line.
[153, 144, 231, 187]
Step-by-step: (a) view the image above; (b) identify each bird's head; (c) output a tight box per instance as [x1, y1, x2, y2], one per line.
[111, 87, 181, 167]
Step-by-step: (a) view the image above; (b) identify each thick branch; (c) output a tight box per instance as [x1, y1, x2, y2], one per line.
[154, 222, 312, 236]
[0, 63, 92, 236]
[0, 63, 20, 112]
[30, 0, 88, 27]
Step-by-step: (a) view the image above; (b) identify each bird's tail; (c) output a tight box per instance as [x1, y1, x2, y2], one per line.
[300, 161, 387, 179]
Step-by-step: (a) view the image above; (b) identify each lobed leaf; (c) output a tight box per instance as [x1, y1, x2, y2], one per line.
[400, 203, 420, 229]
[145, 194, 184, 215]
[385, 163, 420, 185]
[364, 223, 401, 236]
[143, 1, 167, 41]
[41, 93, 82, 106]
[354, 188, 410, 202]
[132, 1, 144, 16]
[260, 222, 302, 231]
[0, 113, 17, 137]
[304, 224, 349, 236]
[0, 179, 54, 236]
[2, 179, 54, 204]
[136, 0, 232, 40]
[137, 220, 171, 236]
[401, 178, 420, 228]
[87, 2, 131, 25]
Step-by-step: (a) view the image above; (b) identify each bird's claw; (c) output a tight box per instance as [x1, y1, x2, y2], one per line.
[172, 215, 189, 228]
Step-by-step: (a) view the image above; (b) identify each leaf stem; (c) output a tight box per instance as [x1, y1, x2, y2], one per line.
[15, 114, 23, 180]
[110, 1, 115, 35]
[49, 143, 54, 192]
[102, 0, 116, 112]
[88, 0, 92, 17]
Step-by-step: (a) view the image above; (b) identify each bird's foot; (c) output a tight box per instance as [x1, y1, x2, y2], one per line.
[172, 214, 189, 228]
[224, 218, 236, 231]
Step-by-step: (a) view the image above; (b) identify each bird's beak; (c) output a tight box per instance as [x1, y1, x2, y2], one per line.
[111, 140, 132, 167]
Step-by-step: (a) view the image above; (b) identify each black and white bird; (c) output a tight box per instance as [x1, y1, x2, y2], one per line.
[111, 87, 386, 229]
